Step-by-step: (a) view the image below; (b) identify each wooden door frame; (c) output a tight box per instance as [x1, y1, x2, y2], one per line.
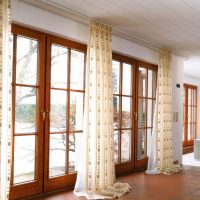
[183, 83, 197, 148]
[10, 24, 46, 199]
[44, 34, 87, 192]
[135, 61, 157, 169]
[112, 53, 136, 175]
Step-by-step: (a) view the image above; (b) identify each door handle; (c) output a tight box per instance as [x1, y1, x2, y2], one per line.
[41, 109, 46, 121]
[133, 112, 138, 121]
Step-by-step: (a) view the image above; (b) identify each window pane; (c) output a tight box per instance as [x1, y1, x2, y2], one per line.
[49, 134, 66, 177]
[188, 106, 191, 123]
[147, 129, 152, 157]
[70, 92, 83, 131]
[137, 129, 146, 160]
[51, 44, 68, 88]
[16, 36, 38, 85]
[122, 63, 131, 95]
[147, 100, 153, 128]
[148, 70, 157, 98]
[193, 106, 196, 123]
[188, 89, 192, 106]
[188, 123, 191, 140]
[138, 67, 147, 97]
[113, 96, 120, 129]
[121, 130, 131, 162]
[112, 60, 120, 94]
[122, 97, 131, 128]
[194, 90, 196, 105]
[191, 106, 194, 123]
[114, 131, 119, 163]
[192, 90, 194, 106]
[70, 50, 85, 90]
[50, 90, 67, 132]
[15, 86, 37, 134]
[69, 133, 82, 173]
[14, 136, 35, 184]
[191, 124, 194, 140]
[138, 98, 146, 128]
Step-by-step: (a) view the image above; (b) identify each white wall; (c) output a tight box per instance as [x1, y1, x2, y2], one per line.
[184, 75, 200, 139]
[11, 0, 159, 64]
[172, 56, 184, 164]
[11, 0, 184, 163]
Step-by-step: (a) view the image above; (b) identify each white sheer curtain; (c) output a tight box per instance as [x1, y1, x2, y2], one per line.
[0, 0, 12, 199]
[146, 49, 182, 175]
[74, 22, 131, 199]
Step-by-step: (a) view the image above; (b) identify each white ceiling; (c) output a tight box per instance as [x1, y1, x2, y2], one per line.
[20, 0, 200, 78]
[21, 0, 200, 59]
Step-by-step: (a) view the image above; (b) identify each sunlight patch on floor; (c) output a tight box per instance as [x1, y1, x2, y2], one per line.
[182, 153, 200, 167]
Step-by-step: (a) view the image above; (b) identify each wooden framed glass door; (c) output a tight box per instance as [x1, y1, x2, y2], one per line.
[112, 53, 136, 174]
[183, 84, 197, 148]
[44, 35, 86, 192]
[10, 25, 45, 199]
[112, 55, 157, 172]
[135, 61, 157, 168]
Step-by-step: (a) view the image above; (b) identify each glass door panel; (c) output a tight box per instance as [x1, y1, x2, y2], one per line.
[112, 54, 135, 174]
[13, 35, 38, 184]
[136, 63, 157, 168]
[44, 36, 86, 192]
[10, 24, 45, 199]
[14, 135, 36, 184]
[183, 84, 197, 147]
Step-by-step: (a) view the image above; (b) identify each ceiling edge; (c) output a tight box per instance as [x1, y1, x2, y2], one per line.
[19, 0, 161, 51]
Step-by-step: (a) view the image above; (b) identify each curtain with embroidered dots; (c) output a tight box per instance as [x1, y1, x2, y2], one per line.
[146, 49, 182, 175]
[0, 0, 12, 199]
[74, 22, 131, 199]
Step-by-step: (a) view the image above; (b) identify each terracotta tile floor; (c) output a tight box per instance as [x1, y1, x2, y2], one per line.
[32, 166, 200, 200]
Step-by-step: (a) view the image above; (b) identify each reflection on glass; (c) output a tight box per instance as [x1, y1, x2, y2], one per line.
[114, 131, 119, 163]
[16, 36, 38, 85]
[50, 90, 67, 132]
[147, 100, 153, 128]
[70, 50, 85, 90]
[70, 92, 83, 131]
[113, 96, 120, 129]
[138, 67, 147, 97]
[112, 61, 120, 94]
[15, 86, 37, 134]
[193, 107, 196, 123]
[188, 89, 192, 106]
[14, 136, 35, 184]
[49, 134, 66, 177]
[188, 123, 191, 140]
[188, 106, 191, 123]
[51, 45, 68, 88]
[191, 106, 194, 123]
[148, 70, 157, 98]
[122, 97, 131, 128]
[121, 130, 131, 162]
[188, 123, 196, 141]
[138, 98, 146, 128]
[147, 129, 152, 157]
[137, 129, 146, 160]
[69, 133, 82, 173]
[194, 90, 196, 105]
[122, 63, 131, 95]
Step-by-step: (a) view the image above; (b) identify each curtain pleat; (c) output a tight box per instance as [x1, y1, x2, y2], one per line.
[146, 49, 182, 175]
[74, 22, 131, 199]
[0, 0, 12, 199]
